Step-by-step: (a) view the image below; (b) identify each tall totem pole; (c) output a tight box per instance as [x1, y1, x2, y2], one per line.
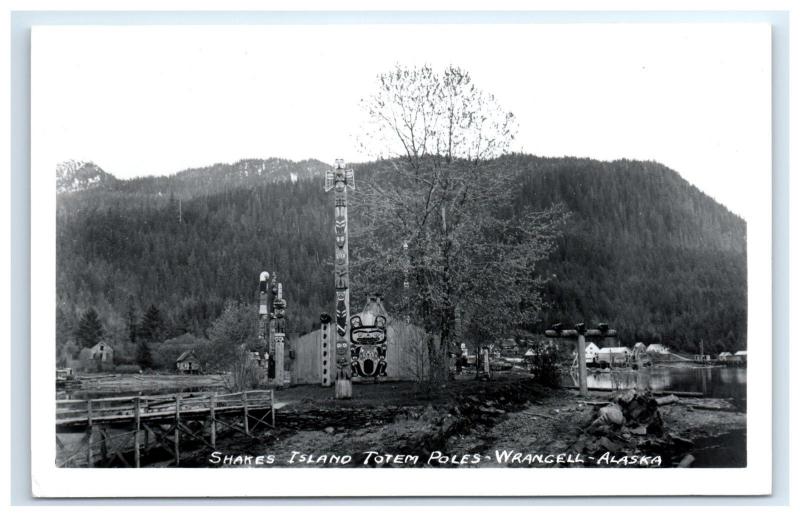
[324, 159, 355, 399]
[272, 277, 287, 387]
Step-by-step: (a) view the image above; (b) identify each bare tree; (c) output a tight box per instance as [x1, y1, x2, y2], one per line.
[223, 344, 266, 392]
[352, 65, 566, 383]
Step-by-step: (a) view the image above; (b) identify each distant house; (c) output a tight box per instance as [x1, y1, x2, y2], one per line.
[734, 350, 748, 362]
[718, 351, 733, 361]
[176, 350, 201, 374]
[646, 344, 670, 354]
[89, 341, 114, 362]
[597, 347, 631, 366]
[499, 338, 520, 356]
[584, 342, 601, 364]
[248, 349, 268, 368]
[693, 354, 711, 363]
[76, 341, 114, 371]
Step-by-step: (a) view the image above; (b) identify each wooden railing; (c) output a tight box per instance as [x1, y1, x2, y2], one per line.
[56, 390, 276, 467]
[56, 390, 275, 427]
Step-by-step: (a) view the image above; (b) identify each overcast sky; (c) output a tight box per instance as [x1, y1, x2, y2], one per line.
[33, 24, 770, 220]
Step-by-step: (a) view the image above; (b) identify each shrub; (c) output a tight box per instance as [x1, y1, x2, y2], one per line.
[529, 342, 561, 388]
[222, 345, 266, 392]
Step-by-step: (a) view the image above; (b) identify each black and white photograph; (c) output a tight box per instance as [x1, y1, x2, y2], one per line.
[29, 21, 773, 497]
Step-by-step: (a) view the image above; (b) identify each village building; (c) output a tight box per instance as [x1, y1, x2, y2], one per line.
[596, 346, 631, 367]
[248, 348, 268, 368]
[76, 341, 114, 372]
[584, 342, 601, 364]
[176, 350, 201, 374]
[286, 306, 429, 385]
[89, 341, 114, 362]
[646, 343, 670, 354]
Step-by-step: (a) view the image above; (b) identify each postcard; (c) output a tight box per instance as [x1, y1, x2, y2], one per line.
[30, 22, 772, 497]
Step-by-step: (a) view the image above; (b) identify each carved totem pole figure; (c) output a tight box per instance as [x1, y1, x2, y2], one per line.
[257, 271, 271, 369]
[319, 313, 332, 387]
[324, 159, 355, 399]
[272, 275, 287, 387]
[350, 294, 388, 381]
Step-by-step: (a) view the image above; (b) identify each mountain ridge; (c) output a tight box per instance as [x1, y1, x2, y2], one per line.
[55, 154, 747, 355]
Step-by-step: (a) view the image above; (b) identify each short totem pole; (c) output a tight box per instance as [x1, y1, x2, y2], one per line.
[319, 313, 332, 387]
[258, 271, 271, 367]
[324, 159, 355, 399]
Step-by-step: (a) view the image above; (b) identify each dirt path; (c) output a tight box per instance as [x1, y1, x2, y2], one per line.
[181, 375, 745, 468]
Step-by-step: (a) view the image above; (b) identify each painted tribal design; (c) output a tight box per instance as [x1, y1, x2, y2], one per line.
[335, 291, 348, 337]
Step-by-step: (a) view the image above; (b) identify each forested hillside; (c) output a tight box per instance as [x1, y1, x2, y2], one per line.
[56, 155, 746, 356]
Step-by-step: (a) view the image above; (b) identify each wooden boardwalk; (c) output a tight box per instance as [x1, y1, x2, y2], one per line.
[56, 390, 277, 468]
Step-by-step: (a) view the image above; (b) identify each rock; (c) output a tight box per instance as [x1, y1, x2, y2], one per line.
[656, 394, 679, 406]
[440, 416, 458, 435]
[669, 434, 694, 447]
[677, 454, 695, 468]
[598, 404, 625, 426]
[630, 426, 647, 436]
[323, 427, 335, 434]
[615, 389, 637, 405]
[597, 436, 621, 452]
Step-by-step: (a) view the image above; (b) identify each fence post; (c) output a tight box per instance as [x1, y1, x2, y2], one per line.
[242, 391, 249, 435]
[271, 389, 276, 427]
[86, 400, 94, 468]
[134, 396, 141, 468]
[208, 392, 217, 449]
[174, 395, 181, 466]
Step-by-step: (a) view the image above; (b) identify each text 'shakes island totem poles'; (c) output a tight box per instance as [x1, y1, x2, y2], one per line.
[324, 159, 355, 399]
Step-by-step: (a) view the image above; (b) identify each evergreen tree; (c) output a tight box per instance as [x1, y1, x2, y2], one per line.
[75, 307, 104, 348]
[126, 296, 138, 342]
[139, 304, 164, 342]
[136, 340, 153, 369]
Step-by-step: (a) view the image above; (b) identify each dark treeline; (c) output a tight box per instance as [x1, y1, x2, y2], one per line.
[56, 155, 746, 355]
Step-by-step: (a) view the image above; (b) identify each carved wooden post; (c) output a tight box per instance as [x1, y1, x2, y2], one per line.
[546, 323, 618, 397]
[258, 271, 270, 375]
[320, 313, 332, 387]
[325, 159, 355, 399]
[273, 280, 287, 387]
[576, 333, 588, 396]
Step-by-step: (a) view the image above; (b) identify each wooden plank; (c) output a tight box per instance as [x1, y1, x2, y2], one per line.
[243, 391, 249, 435]
[86, 400, 94, 468]
[210, 394, 216, 449]
[563, 386, 703, 397]
[174, 395, 181, 466]
[134, 396, 141, 468]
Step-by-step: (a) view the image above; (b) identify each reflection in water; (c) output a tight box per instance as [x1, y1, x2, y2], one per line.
[564, 366, 747, 399]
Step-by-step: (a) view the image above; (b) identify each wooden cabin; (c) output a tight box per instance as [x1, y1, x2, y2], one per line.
[176, 350, 201, 374]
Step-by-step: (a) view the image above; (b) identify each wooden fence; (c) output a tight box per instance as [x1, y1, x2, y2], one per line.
[56, 390, 276, 468]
